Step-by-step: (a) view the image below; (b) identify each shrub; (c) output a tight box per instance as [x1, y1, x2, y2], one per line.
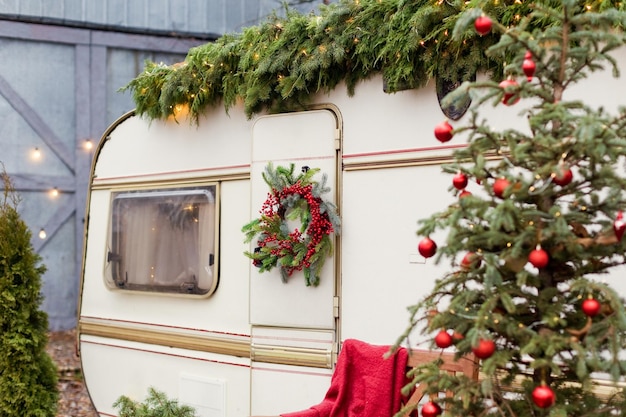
[0, 170, 58, 416]
[114, 387, 197, 417]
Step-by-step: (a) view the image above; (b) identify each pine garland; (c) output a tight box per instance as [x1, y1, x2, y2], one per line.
[123, 0, 626, 122]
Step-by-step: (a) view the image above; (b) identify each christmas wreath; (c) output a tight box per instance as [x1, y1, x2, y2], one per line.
[243, 163, 341, 287]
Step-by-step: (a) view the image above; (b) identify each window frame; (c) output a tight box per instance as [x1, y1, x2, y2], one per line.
[103, 183, 220, 298]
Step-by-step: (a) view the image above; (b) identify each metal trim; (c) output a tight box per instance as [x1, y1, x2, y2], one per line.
[78, 317, 250, 359]
[251, 343, 333, 369]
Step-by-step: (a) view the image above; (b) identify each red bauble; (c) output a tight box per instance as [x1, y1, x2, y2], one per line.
[493, 178, 510, 198]
[474, 15, 492, 36]
[528, 247, 549, 268]
[459, 190, 472, 198]
[418, 237, 437, 258]
[614, 211, 625, 241]
[472, 339, 496, 359]
[552, 167, 573, 186]
[499, 79, 520, 105]
[421, 401, 442, 417]
[453, 172, 469, 190]
[522, 55, 536, 81]
[582, 298, 601, 317]
[434, 120, 454, 143]
[452, 331, 465, 342]
[434, 330, 453, 349]
[532, 385, 556, 408]
[461, 252, 481, 269]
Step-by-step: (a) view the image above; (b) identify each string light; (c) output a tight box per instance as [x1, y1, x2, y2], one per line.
[49, 187, 59, 198]
[38, 229, 47, 239]
[83, 139, 93, 151]
[32, 147, 42, 161]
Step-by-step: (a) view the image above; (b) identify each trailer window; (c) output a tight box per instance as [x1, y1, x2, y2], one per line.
[106, 186, 218, 296]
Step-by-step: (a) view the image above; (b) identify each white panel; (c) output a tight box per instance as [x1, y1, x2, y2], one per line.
[249, 110, 338, 329]
[250, 363, 332, 416]
[179, 374, 226, 417]
[340, 165, 454, 346]
[80, 336, 250, 417]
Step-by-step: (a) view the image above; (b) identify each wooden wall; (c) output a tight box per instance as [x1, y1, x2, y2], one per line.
[0, 18, 205, 330]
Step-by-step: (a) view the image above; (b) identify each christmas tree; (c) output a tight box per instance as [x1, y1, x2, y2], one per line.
[403, 1, 626, 416]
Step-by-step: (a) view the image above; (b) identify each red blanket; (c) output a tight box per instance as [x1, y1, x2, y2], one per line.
[281, 339, 409, 417]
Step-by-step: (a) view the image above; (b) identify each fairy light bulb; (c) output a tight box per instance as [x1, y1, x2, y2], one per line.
[38, 228, 47, 239]
[32, 147, 41, 160]
[49, 187, 59, 198]
[83, 139, 93, 151]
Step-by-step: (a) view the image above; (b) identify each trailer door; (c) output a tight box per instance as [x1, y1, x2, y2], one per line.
[249, 109, 341, 415]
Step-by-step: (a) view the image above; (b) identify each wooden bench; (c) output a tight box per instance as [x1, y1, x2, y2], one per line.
[400, 350, 479, 417]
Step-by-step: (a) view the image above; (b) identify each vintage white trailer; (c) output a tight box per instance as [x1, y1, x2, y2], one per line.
[77, 46, 626, 416]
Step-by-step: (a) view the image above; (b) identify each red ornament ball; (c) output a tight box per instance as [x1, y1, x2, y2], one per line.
[459, 190, 472, 198]
[461, 252, 481, 269]
[532, 385, 556, 408]
[582, 298, 601, 317]
[522, 56, 536, 81]
[421, 401, 442, 417]
[528, 247, 549, 269]
[474, 15, 492, 36]
[452, 331, 465, 342]
[499, 79, 520, 105]
[552, 167, 573, 186]
[452, 172, 469, 190]
[434, 120, 454, 143]
[493, 178, 510, 198]
[418, 237, 437, 258]
[472, 338, 496, 359]
[434, 330, 453, 349]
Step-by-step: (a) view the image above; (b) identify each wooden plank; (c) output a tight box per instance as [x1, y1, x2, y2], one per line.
[90, 45, 108, 142]
[91, 30, 205, 52]
[0, 18, 91, 44]
[10, 173, 76, 192]
[206, 0, 225, 34]
[106, 0, 128, 26]
[126, 0, 147, 29]
[187, 0, 208, 34]
[41, 0, 64, 19]
[0, 74, 74, 173]
[63, 0, 84, 22]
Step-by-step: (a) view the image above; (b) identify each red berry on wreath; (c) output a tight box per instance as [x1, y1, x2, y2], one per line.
[614, 211, 625, 242]
[528, 246, 549, 269]
[452, 172, 468, 190]
[474, 15, 492, 36]
[421, 401, 442, 417]
[418, 237, 437, 258]
[434, 330, 453, 349]
[532, 384, 555, 408]
[434, 120, 454, 143]
[582, 297, 601, 317]
[472, 338, 496, 359]
[552, 166, 573, 186]
[493, 178, 510, 198]
[499, 79, 520, 105]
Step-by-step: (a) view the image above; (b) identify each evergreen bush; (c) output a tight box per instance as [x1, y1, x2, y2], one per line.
[114, 387, 197, 417]
[0, 170, 58, 416]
